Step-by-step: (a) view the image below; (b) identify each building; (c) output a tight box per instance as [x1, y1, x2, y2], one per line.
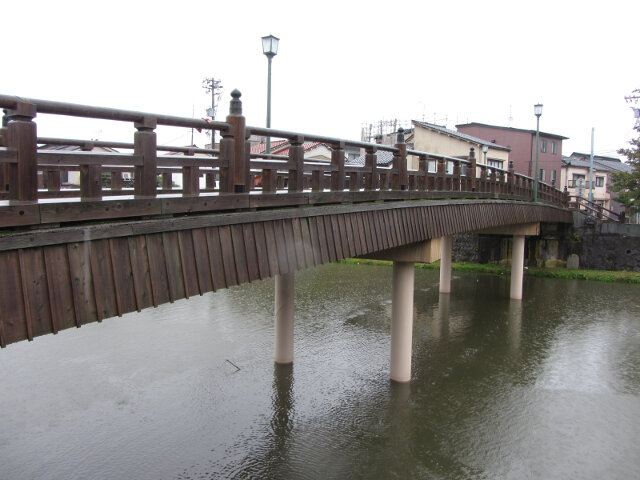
[412, 121, 510, 170]
[456, 122, 568, 186]
[561, 152, 633, 215]
[361, 122, 510, 171]
[37, 144, 123, 187]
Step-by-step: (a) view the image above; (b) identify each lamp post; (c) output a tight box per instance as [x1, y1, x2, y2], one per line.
[533, 103, 543, 202]
[262, 35, 279, 154]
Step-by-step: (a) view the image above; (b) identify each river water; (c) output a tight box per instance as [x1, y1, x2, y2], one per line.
[1, 263, 639, 479]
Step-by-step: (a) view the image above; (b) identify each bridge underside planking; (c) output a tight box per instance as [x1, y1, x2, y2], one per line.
[0, 200, 571, 347]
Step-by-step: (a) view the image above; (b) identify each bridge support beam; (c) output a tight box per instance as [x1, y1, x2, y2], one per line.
[510, 235, 525, 300]
[390, 261, 415, 383]
[439, 235, 452, 294]
[274, 272, 295, 364]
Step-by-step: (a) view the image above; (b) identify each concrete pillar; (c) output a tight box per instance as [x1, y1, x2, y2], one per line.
[510, 235, 525, 300]
[390, 261, 415, 383]
[439, 235, 452, 293]
[275, 272, 295, 364]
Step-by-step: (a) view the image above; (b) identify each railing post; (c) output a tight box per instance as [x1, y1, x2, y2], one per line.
[6, 101, 38, 202]
[227, 90, 248, 193]
[365, 145, 378, 191]
[182, 148, 200, 196]
[508, 160, 515, 195]
[330, 141, 345, 191]
[436, 157, 445, 191]
[469, 147, 477, 192]
[393, 128, 408, 190]
[418, 154, 427, 191]
[452, 160, 460, 191]
[1, 110, 8, 192]
[111, 171, 123, 191]
[288, 135, 304, 192]
[80, 141, 101, 200]
[133, 115, 158, 198]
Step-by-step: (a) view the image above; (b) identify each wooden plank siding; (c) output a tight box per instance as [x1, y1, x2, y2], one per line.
[0, 201, 572, 347]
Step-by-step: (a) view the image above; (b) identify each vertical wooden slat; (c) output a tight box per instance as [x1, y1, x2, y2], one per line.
[349, 214, 363, 256]
[218, 226, 239, 287]
[230, 224, 249, 284]
[17, 250, 35, 341]
[291, 218, 307, 269]
[307, 217, 323, 266]
[263, 221, 280, 277]
[177, 230, 200, 297]
[205, 226, 228, 291]
[19, 248, 52, 338]
[145, 233, 171, 305]
[283, 219, 299, 272]
[67, 242, 97, 326]
[109, 238, 137, 315]
[191, 228, 214, 293]
[252, 222, 271, 279]
[162, 232, 186, 302]
[128, 236, 155, 310]
[0, 251, 27, 345]
[274, 220, 290, 275]
[90, 239, 117, 321]
[242, 223, 260, 282]
[329, 215, 344, 260]
[299, 218, 315, 268]
[315, 216, 330, 264]
[322, 216, 337, 262]
[44, 245, 76, 332]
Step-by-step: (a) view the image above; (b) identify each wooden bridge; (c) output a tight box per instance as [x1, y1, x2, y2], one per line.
[0, 90, 572, 381]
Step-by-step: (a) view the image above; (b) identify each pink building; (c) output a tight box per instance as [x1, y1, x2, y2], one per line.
[456, 123, 568, 187]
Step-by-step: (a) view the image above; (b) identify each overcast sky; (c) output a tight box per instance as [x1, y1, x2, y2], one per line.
[3, 0, 639, 159]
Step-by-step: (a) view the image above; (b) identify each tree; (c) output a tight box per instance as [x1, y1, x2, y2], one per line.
[610, 90, 640, 215]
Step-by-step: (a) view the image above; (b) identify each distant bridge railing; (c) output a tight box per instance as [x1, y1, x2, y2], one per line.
[568, 195, 625, 223]
[0, 90, 567, 227]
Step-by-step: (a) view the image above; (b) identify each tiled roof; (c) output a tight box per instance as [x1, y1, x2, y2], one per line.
[347, 150, 395, 167]
[562, 154, 633, 173]
[38, 144, 119, 153]
[249, 139, 289, 154]
[413, 120, 511, 151]
[275, 141, 327, 157]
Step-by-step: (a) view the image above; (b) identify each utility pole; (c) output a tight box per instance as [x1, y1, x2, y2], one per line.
[202, 78, 223, 148]
[625, 90, 640, 128]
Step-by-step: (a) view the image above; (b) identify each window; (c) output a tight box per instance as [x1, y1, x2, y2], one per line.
[551, 141, 558, 154]
[550, 170, 557, 185]
[571, 174, 585, 189]
[540, 139, 547, 153]
[539, 168, 546, 182]
[488, 159, 504, 170]
[596, 176, 604, 187]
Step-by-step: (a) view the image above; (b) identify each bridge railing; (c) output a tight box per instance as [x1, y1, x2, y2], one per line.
[0, 90, 568, 226]
[568, 195, 625, 223]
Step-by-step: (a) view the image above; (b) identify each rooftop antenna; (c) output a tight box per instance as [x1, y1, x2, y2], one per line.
[508, 105, 513, 126]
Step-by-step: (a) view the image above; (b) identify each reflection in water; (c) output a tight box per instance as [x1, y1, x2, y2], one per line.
[508, 299, 522, 355]
[0, 264, 639, 479]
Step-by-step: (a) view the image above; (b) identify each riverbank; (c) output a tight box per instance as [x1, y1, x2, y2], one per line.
[341, 258, 640, 283]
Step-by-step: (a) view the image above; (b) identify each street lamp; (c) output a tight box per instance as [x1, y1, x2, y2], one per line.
[262, 35, 279, 154]
[533, 103, 543, 202]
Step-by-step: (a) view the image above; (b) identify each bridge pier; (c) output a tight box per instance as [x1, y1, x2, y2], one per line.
[510, 235, 525, 300]
[390, 261, 415, 383]
[439, 235, 452, 293]
[274, 272, 295, 364]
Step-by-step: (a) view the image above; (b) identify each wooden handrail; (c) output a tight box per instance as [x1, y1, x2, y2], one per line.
[0, 90, 569, 223]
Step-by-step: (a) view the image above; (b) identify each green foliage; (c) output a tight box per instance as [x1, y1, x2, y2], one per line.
[611, 91, 640, 209]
